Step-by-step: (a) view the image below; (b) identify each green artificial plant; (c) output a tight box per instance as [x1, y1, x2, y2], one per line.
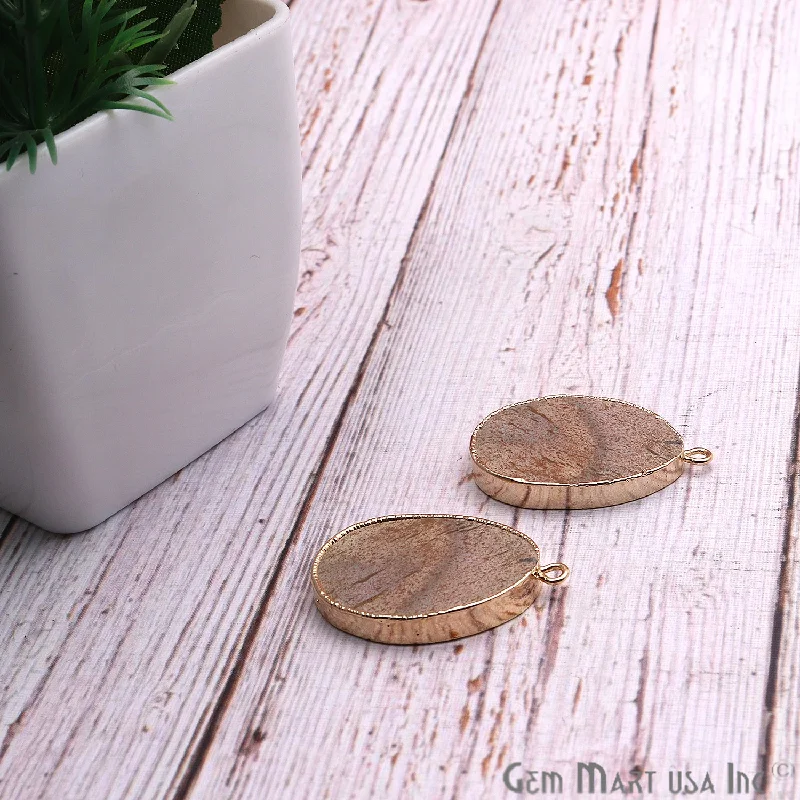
[0, 0, 198, 172]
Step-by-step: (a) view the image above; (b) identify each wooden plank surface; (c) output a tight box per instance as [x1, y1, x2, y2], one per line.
[2, 0, 800, 798]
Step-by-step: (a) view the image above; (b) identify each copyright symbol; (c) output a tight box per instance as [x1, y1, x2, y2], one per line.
[772, 762, 794, 778]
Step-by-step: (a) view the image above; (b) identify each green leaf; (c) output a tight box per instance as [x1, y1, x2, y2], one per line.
[99, 99, 172, 119]
[5, 138, 23, 171]
[42, 126, 57, 164]
[0, 0, 19, 24]
[0, 139, 17, 163]
[99, 6, 146, 32]
[140, 0, 195, 66]
[23, 132, 38, 173]
[125, 86, 170, 115]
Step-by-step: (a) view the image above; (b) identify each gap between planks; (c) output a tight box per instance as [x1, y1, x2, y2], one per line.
[758, 369, 800, 789]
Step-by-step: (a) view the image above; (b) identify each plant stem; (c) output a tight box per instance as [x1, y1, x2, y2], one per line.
[21, 0, 47, 129]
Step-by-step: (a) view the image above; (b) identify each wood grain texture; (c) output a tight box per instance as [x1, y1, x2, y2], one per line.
[188, 0, 800, 798]
[1, 0, 800, 798]
[0, 0, 500, 797]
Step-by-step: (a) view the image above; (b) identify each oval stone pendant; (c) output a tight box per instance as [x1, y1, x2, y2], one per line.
[311, 515, 569, 645]
[470, 395, 712, 510]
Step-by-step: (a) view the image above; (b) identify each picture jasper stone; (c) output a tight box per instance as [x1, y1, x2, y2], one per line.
[470, 395, 711, 510]
[311, 515, 568, 645]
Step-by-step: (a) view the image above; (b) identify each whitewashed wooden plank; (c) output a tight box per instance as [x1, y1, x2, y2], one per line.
[751, 3, 800, 794]
[192, 0, 800, 797]
[763, 402, 800, 799]
[0, 519, 128, 736]
[0, 1, 500, 797]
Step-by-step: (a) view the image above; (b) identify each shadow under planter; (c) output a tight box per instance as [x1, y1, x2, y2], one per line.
[0, 0, 301, 533]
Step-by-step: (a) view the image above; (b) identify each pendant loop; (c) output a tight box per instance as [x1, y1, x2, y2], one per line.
[535, 562, 570, 585]
[681, 446, 713, 464]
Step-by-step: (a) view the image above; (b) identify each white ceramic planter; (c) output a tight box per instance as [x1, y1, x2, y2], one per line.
[0, 0, 301, 533]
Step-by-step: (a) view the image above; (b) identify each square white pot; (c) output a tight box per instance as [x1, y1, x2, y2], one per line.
[0, 0, 301, 533]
